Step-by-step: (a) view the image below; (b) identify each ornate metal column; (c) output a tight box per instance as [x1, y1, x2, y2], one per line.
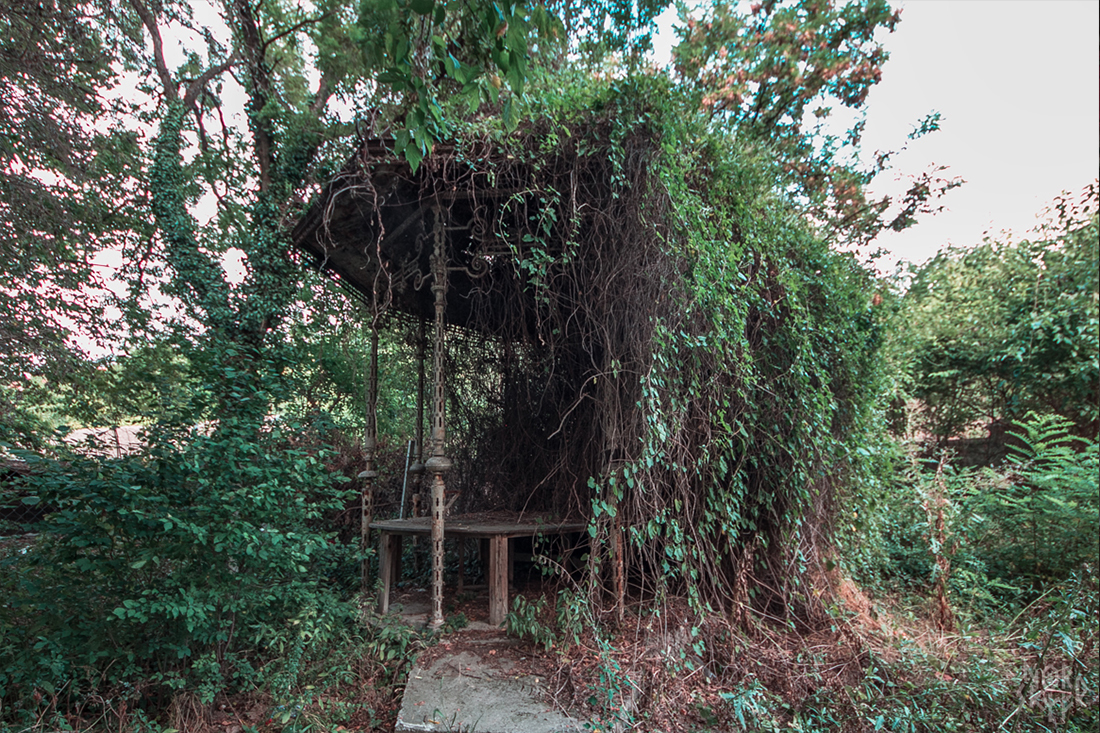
[426, 206, 452, 630]
[359, 323, 380, 588]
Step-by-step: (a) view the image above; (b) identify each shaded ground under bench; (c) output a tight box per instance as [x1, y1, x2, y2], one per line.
[370, 514, 587, 626]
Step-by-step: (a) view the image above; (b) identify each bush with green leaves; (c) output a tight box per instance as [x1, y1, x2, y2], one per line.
[967, 413, 1099, 590]
[891, 186, 1099, 441]
[0, 412, 358, 724]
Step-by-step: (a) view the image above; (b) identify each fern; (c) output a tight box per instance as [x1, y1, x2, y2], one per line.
[1007, 411, 1086, 466]
[976, 412, 1100, 589]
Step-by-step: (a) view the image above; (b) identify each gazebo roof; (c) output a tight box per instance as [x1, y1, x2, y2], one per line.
[289, 128, 662, 526]
[291, 141, 548, 335]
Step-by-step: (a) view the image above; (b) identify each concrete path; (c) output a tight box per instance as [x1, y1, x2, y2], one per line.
[396, 634, 583, 733]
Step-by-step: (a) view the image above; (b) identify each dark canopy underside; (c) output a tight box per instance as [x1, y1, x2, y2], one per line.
[290, 131, 666, 521]
[291, 142, 553, 336]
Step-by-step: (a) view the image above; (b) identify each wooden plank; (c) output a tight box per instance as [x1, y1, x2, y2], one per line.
[488, 535, 508, 626]
[391, 534, 403, 594]
[457, 538, 465, 594]
[377, 532, 390, 614]
[378, 532, 402, 614]
[369, 515, 586, 538]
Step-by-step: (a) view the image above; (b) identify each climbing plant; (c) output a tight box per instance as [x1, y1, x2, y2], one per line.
[312, 68, 890, 623]
[2, 1, 956, 727]
[0, 0, 674, 722]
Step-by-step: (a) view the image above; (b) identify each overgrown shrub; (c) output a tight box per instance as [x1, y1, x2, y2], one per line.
[0, 415, 358, 726]
[857, 413, 1099, 606]
[890, 186, 1099, 442]
[305, 72, 890, 624]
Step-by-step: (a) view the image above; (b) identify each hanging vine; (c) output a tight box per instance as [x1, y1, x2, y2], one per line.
[302, 71, 887, 624]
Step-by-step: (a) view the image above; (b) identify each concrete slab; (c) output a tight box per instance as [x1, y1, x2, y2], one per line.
[385, 588, 432, 628]
[397, 646, 583, 733]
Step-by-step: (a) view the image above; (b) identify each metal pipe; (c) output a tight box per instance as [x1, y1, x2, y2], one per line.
[399, 439, 413, 519]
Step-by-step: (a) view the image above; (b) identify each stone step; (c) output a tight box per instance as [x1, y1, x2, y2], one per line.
[397, 641, 583, 733]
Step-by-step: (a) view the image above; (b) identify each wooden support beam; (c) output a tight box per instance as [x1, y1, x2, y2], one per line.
[377, 533, 402, 614]
[488, 535, 508, 626]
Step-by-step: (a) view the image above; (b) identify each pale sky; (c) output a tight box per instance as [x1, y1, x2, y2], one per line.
[861, 0, 1099, 266]
[655, 0, 1100, 267]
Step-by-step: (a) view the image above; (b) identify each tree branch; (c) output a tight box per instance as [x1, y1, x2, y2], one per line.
[182, 55, 238, 109]
[235, 0, 274, 192]
[309, 72, 332, 116]
[127, 0, 176, 101]
[262, 12, 333, 54]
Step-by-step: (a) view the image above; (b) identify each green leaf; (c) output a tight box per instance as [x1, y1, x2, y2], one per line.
[405, 142, 423, 172]
[460, 83, 480, 113]
[409, 0, 434, 15]
[376, 70, 407, 91]
[506, 52, 525, 94]
[394, 129, 411, 153]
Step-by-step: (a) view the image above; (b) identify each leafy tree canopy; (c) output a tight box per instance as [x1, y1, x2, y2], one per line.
[0, 1, 148, 437]
[892, 183, 1099, 441]
[672, 0, 961, 248]
[1, 0, 943, 443]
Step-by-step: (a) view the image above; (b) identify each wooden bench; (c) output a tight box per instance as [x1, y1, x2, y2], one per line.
[369, 515, 586, 626]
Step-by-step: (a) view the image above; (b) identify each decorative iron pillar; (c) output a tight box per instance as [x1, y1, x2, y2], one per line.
[426, 206, 452, 630]
[359, 325, 381, 588]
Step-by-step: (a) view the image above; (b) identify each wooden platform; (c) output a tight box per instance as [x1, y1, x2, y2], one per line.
[369, 514, 587, 625]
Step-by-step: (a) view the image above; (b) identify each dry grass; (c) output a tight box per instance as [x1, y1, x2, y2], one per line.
[500, 572, 1099, 732]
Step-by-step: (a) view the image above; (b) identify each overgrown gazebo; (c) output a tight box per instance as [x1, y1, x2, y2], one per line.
[291, 106, 880, 632]
[291, 129, 662, 627]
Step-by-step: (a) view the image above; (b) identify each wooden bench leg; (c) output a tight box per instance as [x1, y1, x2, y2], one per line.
[457, 539, 465, 594]
[391, 535, 402, 591]
[488, 535, 508, 626]
[378, 533, 402, 614]
[508, 537, 514, 583]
